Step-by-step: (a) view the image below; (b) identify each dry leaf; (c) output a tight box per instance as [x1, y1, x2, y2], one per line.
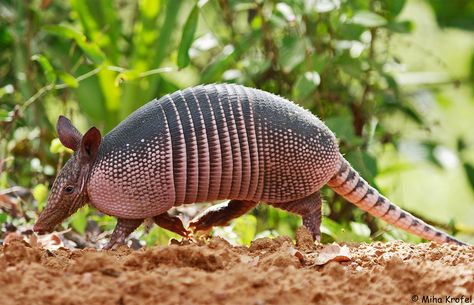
[28, 232, 65, 250]
[311, 244, 352, 266]
[286, 245, 306, 264]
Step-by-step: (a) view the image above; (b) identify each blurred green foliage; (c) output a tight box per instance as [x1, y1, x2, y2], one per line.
[0, 0, 473, 247]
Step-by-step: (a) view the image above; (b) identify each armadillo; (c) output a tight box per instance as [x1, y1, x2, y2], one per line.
[33, 84, 467, 248]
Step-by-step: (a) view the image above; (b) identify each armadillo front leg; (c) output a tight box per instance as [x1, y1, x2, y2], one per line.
[153, 213, 190, 237]
[269, 191, 322, 241]
[189, 200, 258, 232]
[104, 218, 143, 250]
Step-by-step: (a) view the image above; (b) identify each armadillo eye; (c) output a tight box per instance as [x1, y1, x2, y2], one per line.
[64, 185, 75, 194]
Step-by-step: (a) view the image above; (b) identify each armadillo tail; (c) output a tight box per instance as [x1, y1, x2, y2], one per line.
[327, 154, 468, 246]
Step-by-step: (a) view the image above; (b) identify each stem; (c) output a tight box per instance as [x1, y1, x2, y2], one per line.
[20, 65, 175, 115]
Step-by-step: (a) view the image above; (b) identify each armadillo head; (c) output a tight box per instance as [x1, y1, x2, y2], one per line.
[33, 116, 102, 234]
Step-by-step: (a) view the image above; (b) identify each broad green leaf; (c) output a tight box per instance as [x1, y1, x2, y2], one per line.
[387, 20, 414, 33]
[144, 226, 180, 246]
[0, 84, 14, 99]
[33, 184, 49, 210]
[44, 25, 105, 64]
[90, 213, 116, 231]
[50, 138, 73, 154]
[456, 137, 467, 153]
[463, 163, 474, 194]
[276, 3, 295, 22]
[309, 0, 341, 13]
[58, 72, 79, 88]
[278, 35, 306, 73]
[350, 222, 371, 237]
[233, 214, 257, 245]
[75, 39, 106, 64]
[320, 218, 346, 241]
[0, 213, 7, 224]
[31, 54, 57, 84]
[427, 0, 474, 30]
[325, 114, 356, 142]
[396, 104, 424, 125]
[177, 5, 199, 68]
[384, 0, 406, 18]
[0, 109, 12, 122]
[346, 150, 378, 185]
[70, 205, 89, 234]
[351, 11, 387, 27]
[44, 24, 82, 40]
[293, 71, 321, 100]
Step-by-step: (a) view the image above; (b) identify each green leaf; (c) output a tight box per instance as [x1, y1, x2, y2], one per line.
[427, 0, 474, 30]
[351, 11, 387, 27]
[275, 3, 295, 22]
[385, 0, 406, 18]
[310, 0, 341, 13]
[325, 115, 356, 142]
[346, 150, 378, 186]
[233, 214, 257, 245]
[31, 54, 57, 84]
[278, 35, 306, 73]
[70, 206, 89, 235]
[387, 20, 414, 33]
[177, 5, 199, 68]
[44, 24, 82, 40]
[44, 25, 106, 64]
[320, 218, 344, 239]
[50, 138, 73, 154]
[0, 109, 12, 122]
[293, 71, 321, 100]
[0, 212, 7, 224]
[0, 84, 15, 99]
[144, 226, 180, 246]
[350, 222, 371, 237]
[456, 137, 467, 153]
[463, 163, 474, 194]
[33, 184, 49, 211]
[58, 72, 79, 88]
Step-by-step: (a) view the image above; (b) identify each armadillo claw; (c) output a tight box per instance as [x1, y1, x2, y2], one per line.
[153, 213, 190, 237]
[103, 218, 143, 250]
[103, 234, 127, 250]
[188, 216, 223, 233]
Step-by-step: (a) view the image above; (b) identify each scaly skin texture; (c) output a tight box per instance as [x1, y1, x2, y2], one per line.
[34, 84, 468, 248]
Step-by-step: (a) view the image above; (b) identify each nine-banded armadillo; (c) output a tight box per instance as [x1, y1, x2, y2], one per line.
[33, 84, 467, 248]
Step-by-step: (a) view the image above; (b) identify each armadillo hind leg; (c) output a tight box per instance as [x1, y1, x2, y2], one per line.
[328, 154, 468, 245]
[153, 213, 190, 237]
[269, 191, 322, 241]
[104, 218, 144, 250]
[189, 200, 258, 232]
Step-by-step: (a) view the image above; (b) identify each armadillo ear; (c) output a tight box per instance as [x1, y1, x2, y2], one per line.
[57, 115, 82, 151]
[80, 127, 102, 162]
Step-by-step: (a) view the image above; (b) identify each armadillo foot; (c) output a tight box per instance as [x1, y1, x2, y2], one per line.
[269, 191, 322, 242]
[153, 213, 190, 237]
[103, 218, 143, 250]
[189, 200, 258, 232]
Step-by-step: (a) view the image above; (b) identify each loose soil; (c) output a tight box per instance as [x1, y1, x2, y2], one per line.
[0, 229, 473, 305]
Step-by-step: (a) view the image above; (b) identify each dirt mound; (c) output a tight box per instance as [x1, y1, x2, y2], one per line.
[0, 229, 473, 305]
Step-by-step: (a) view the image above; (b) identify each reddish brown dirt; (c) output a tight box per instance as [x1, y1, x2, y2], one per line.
[0, 229, 473, 305]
